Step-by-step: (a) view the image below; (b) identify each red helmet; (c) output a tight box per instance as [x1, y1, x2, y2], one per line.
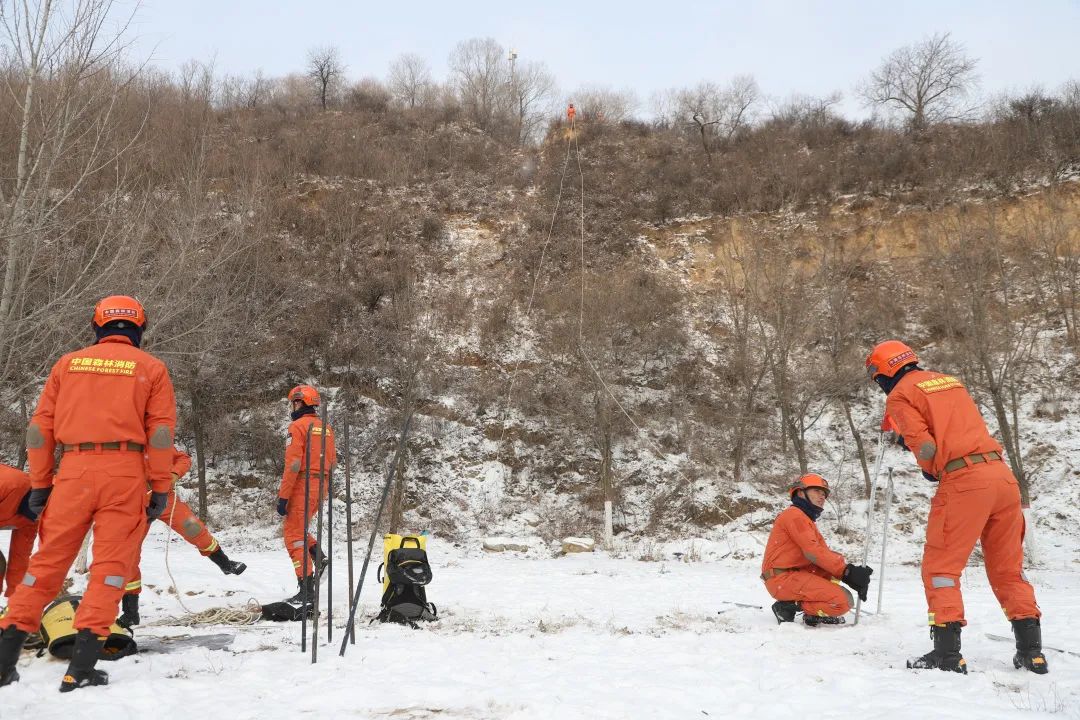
[288, 384, 321, 406]
[790, 473, 830, 498]
[92, 295, 147, 329]
[865, 340, 918, 380]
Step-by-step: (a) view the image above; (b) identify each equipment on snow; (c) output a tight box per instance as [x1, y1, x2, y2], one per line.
[339, 409, 415, 657]
[1011, 618, 1049, 674]
[40, 595, 136, 661]
[261, 601, 310, 622]
[907, 622, 967, 674]
[375, 534, 437, 627]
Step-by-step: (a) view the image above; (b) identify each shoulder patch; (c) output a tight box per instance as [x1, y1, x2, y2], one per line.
[915, 375, 963, 394]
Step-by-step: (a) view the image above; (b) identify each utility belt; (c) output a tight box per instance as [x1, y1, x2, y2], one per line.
[61, 441, 145, 454]
[760, 567, 797, 581]
[942, 451, 1001, 476]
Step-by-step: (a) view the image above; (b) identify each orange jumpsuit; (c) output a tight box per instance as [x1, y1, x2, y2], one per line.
[886, 369, 1040, 625]
[1, 335, 176, 637]
[761, 505, 852, 617]
[124, 450, 220, 596]
[567, 104, 576, 125]
[0, 465, 37, 598]
[278, 413, 335, 577]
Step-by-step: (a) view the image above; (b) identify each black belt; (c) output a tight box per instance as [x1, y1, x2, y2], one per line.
[62, 441, 145, 453]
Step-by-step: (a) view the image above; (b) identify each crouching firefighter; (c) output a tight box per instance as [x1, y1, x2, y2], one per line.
[118, 447, 246, 628]
[277, 385, 335, 607]
[0, 295, 177, 692]
[761, 474, 873, 626]
[866, 340, 1047, 675]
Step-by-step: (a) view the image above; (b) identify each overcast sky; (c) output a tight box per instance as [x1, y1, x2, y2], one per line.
[130, 1, 1080, 116]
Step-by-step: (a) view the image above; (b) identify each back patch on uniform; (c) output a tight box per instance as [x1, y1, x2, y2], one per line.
[916, 376, 963, 394]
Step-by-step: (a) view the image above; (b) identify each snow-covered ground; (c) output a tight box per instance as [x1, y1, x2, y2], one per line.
[1, 524, 1077, 720]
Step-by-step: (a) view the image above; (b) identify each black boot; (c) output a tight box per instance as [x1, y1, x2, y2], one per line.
[1011, 617, 1049, 675]
[208, 548, 247, 575]
[907, 622, 967, 674]
[117, 594, 140, 629]
[59, 629, 108, 693]
[286, 575, 316, 606]
[803, 613, 846, 627]
[771, 600, 799, 624]
[309, 544, 328, 576]
[0, 626, 28, 687]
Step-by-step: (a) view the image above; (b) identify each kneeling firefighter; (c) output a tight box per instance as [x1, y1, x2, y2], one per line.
[761, 474, 873, 626]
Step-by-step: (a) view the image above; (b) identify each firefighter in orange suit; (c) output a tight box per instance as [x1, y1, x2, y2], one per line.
[119, 448, 246, 628]
[0, 295, 177, 692]
[761, 474, 872, 626]
[0, 465, 38, 598]
[567, 103, 576, 125]
[866, 340, 1046, 675]
[277, 384, 335, 604]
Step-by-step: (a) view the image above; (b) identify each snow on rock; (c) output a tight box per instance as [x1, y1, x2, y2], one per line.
[562, 536, 596, 553]
[482, 537, 532, 553]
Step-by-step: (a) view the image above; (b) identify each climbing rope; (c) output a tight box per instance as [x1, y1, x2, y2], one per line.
[149, 599, 263, 628]
[157, 484, 265, 625]
[496, 115, 577, 457]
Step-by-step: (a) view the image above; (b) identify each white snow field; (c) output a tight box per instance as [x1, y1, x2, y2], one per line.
[0, 526, 1077, 720]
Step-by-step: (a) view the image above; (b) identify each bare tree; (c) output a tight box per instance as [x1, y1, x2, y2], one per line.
[659, 76, 759, 159]
[448, 37, 509, 132]
[306, 45, 346, 111]
[859, 32, 979, 132]
[508, 59, 556, 144]
[387, 53, 431, 109]
[571, 85, 638, 123]
[0, 0, 147, 395]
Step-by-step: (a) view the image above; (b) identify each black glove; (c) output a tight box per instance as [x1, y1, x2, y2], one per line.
[146, 491, 169, 520]
[276, 498, 288, 516]
[842, 564, 874, 602]
[921, 470, 938, 483]
[895, 434, 909, 451]
[25, 487, 52, 521]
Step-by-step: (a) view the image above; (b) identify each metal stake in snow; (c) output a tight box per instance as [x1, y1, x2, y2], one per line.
[311, 404, 329, 663]
[876, 467, 894, 615]
[300, 425, 313, 652]
[325, 408, 335, 645]
[339, 409, 414, 657]
[343, 419, 355, 645]
[854, 431, 885, 626]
